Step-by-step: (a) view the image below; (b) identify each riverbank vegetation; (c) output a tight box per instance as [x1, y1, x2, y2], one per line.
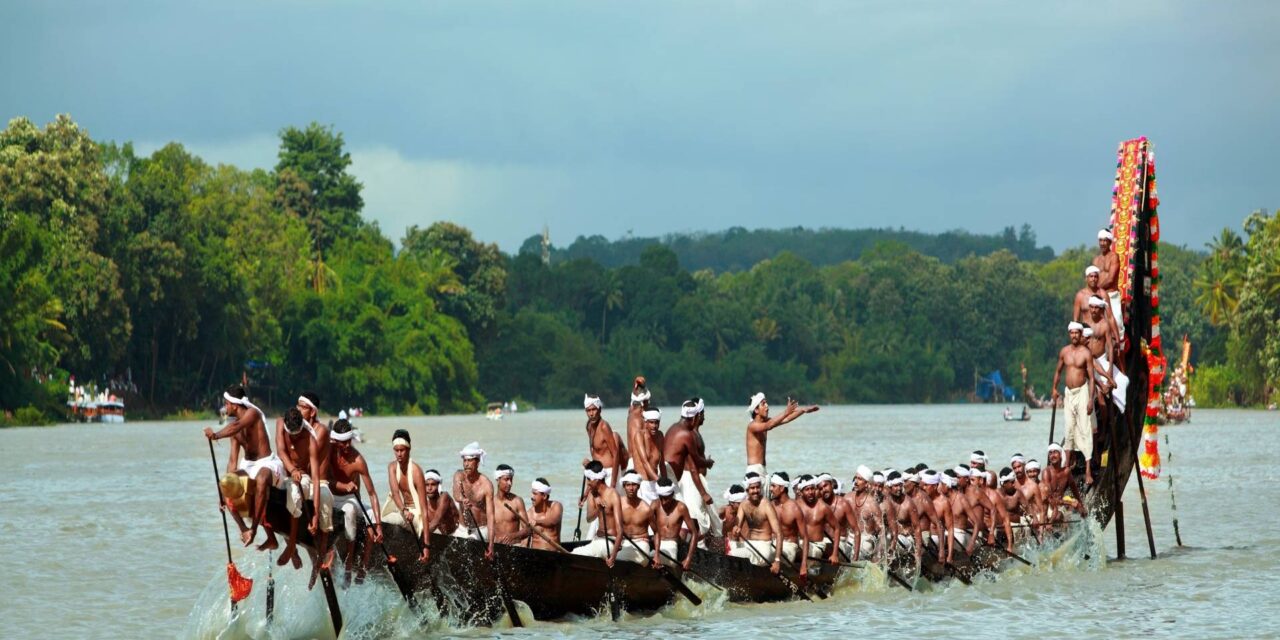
[1, 115, 1274, 421]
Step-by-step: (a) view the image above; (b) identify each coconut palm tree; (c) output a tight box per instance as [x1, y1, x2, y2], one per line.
[1193, 259, 1240, 326]
[598, 273, 623, 343]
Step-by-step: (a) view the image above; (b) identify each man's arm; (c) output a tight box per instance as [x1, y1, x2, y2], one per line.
[308, 439, 323, 532]
[485, 479, 497, 557]
[356, 459, 383, 542]
[608, 492, 624, 567]
[1051, 351, 1066, 402]
[680, 505, 699, 569]
[604, 424, 622, 488]
[764, 502, 782, 573]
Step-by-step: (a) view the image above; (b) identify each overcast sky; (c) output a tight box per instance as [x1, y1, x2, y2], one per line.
[3, 1, 1277, 253]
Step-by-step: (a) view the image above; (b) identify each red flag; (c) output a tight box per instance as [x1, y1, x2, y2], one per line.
[227, 563, 254, 603]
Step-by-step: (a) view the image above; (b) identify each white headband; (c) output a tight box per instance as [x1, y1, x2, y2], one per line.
[797, 476, 819, 490]
[1026, 460, 1042, 471]
[621, 471, 642, 485]
[655, 483, 675, 497]
[584, 394, 603, 410]
[631, 389, 651, 403]
[818, 473, 835, 484]
[940, 474, 957, 488]
[748, 392, 766, 416]
[1088, 296, 1108, 308]
[769, 474, 790, 488]
[743, 474, 763, 487]
[1068, 322, 1085, 333]
[495, 467, 514, 479]
[330, 429, 360, 443]
[459, 442, 486, 466]
[921, 470, 940, 486]
[886, 476, 904, 488]
[297, 395, 318, 411]
[1085, 265, 1101, 276]
[969, 453, 986, 465]
[1011, 454, 1026, 465]
[1098, 229, 1114, 241]
[952, 466, 971, 478]
[855, 465, 873, 482]
[1048, 443, 1066, 466]
[223, 391, 251, 407]
[584, 468, 608, 481]
[904, 473, 919, 484]
[999, 472, 1016, 484]
[1083, 327, 1094, 338]
[642, 409, 661, 422]
[531, 480, 551, 495]
[680, 398, 705, 418]
[724, 488, 746, 503]
[872, 473, 885, 485]
[423, 470, 442, 482]
[392, 437, 411, 448]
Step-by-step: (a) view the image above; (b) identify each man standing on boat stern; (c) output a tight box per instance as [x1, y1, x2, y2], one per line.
[1092, 228, 1125, 342]
[572, 460, 625, 567]
[453, 442, 498, 558]
[745, 392, 818, 479]
[204, 384, 283, 553]
[665, 397, 722, 541]
[729, 472, 783, 574]
[583, 394, 626, 488]
[1074, 266, 1122, 343]
[1052, 322, 1097, 486]
[527, 478, 563, 552]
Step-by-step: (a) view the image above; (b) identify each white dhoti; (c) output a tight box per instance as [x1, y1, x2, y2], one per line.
[639, 480, 660, 503]
[238, 454, 284, 488]
[615, 537, 651, 564]
[897, 533, 915, 550]
[1062, 384, 1093, 460]
[807, 537, 831, 560]
[380, 460, 425, 536]
[781, 539, 800, 563]
[839, 533, 877, 559]
[952, 528, 972, 548]
[1108, 290, 1124, 336]
[1095, 354, 1129, 412]
[334, 492, 375, 540]
[655, 539, 680, 568]
[676, 469, 723, 537]
[571, 536, 617, 559]
[728, 539, 776, 566]
[450, 525, 489, 541]
[286, 474, 334, 531]
[745, 463, 766, 479]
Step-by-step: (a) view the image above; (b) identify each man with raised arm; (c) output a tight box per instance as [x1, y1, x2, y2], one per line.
[452, 442, 498, 558]
[203, 384, 282, 552]
[1053, 322, 1098, 486]
[744, 392, 818, 478]
[665, 397, 722, 541]
[328, 417, 382, 584]
[1092, 228, 1125, 340]
[728, 472, 783, 574]
[528, 478, 564, 552]
[583, 394, 627, 488]
[571, 460, 625, 567]
[489, 464, 531, 546]
[652, 477, 699, 570]
[625, 377, 666, 502]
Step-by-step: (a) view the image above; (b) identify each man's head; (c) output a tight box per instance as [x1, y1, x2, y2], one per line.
[744, 472, 764, 503]
[296, 391, 320, 423]
[656, 477, 677, 504]
[1026, 459, 1042, 481]
[724, 484, 747, 506]
[749, 392, 768, 420]
[969, 451, 987, 471]
[643, 408, 662, 435]
[531, 477, 551, 506]
[496, 464, 514, 494]
[886, 471, 905, 498]
[584, 394, 603, 422]
[1088, 295, 1108, 322]
[1068, 322, 1085, 345]
[818, 473, 836, 499]
[940, 469, 958, 493]
[953, 465, 971, 489]
[223, 384, 247, 416]
[1048, 443, 1065, 468]
[1098, 228, 1114, 253]
[423, 468, 442, 496]
[330, 418, 356, 452]
[1010, 453, 1026, 476]
[584, 460, 607, 491]
[998, 467, 1017, 493]
[681, 397, 706, 428]
[854, 465, 873, 492]
[391, 429, 412, 464]
[920, 469, 940, 494]
[284, 407, 306, 435]
[460, 441, 485, 473]
[799, 475, 819, 504]
[769, 471, 791, 501]
[1085, 265, 1101, 288]
[621, 471, 642, 499]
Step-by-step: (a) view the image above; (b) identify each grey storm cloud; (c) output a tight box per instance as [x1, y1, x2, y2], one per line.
[3, 0, 1277, 252]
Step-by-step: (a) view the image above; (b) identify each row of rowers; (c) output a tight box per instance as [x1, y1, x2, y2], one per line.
[1052, 227, 1131, 488]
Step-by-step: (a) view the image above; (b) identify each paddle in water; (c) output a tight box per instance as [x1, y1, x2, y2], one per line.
[468, 510, 523, 627]
[621, 535, 703, 606]
[739, 537, 813, 602]
[354, 493, 420, 607]
[206, 439, 253, 611]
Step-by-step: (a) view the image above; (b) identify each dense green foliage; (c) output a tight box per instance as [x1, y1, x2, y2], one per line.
[1, 115, 1271, 422]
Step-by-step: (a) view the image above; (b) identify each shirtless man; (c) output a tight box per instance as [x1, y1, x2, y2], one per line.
[419, 469, 460, 561]
[626, 377, 663, 499]
[1043, 444, 1088, 521]
[1086, 296, 1126, 414]
[744, 392, 818, 478]
[840, 466, 884, 562]
[729, 473, 783, 574]
[383, 429, 428, 542]
[926, 470, 957, 561]
[204, 384, 282, 553]
[942, 469, 984, 564]
[1022, 459, 1049, 521]
[975, 469, 1016, 553]
[528, 478, 564, 552]
[452, 442, 498, 560]
[962, 466, 998, 545]
[883, 472, 924, 569]
[328, 418, 382, 584]
[571, 460, 625, 567]
[996, 467, 1041, 544]
[613, 472, 656, 563]
[905, 469, 945, 555]
[796, 476, 841, 567]
[969, 452, 994, 488]
[651, 477, 699, 570]
[275, 400, 334, 573]
[1010, 453, 1027, 484]
[817, 473, 839, 504]
[769, 472, 810, 575]
[1092, 228, 1124, 339]
[583, 394, 627, 488]
[1052, 323, 1098, 486]
[1074, 266, 1122, 344]
[717, 484, 747, 554]
[489, 464, 531, 546]
[665, 398, 721, 539]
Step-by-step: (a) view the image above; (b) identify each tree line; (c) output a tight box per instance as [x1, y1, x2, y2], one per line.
[1, 115, 1273, 423]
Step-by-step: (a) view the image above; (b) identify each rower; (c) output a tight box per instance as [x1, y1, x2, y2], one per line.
[718, 484, 747, 554]
[490, 464, 531, 546]
[203, 384, 282, 553]
[796, 475, 840, 566]
[1092, 228, 1124, 341]
[817, 473, 839, 504]
[728, 472, 783, 574]
[419, 469, 460, 561]
[770, 472, 809, 574]
[382, 429, 428, 544]
[904, 468, 944, 552]
[328, 418, 382, 584]
[1010, 453, 1027, 484]
[652, 477, 699, 570]
[884, 471, 924, 569]
[961, 465, 997, 545]
[840, 465, 883, 562]
[1052, 322, 1098, 486]
[626, 377, 664, 503]
[614, 472, 656, 563]
[452, 442, 498, 560]
[583, 394, 626, 488]
[528, 478, 564, 552]
[276, 398, 335, 574]
[976, 468, 1016, 553]
[571, 460, 624, 567]
[1022, 459, 1049, 523]
[997, 467, 1040, 544]
[969, 451, 993, 487]
[925, 469, 957, 559]
[942, 468, 982, 564]
[744, 392, 818, 478]
[1043, 444, 1088, 521]
[664, 397, 722, 543]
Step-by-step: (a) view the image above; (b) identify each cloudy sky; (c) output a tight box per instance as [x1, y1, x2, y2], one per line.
[3, 1, 1277, 252]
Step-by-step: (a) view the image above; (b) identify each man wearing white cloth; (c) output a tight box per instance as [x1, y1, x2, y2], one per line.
[382, 429, 427, 538]
[582, 393, 626, 489]
[1052, 322, 1097, 486]
[652, 478, 699, 570]
[1092, 228, 1125, 339]
[744, 392, 819, 479]
[452, 442, 497, 558]
[728, 473, 783, 574]
[276, 393, 336, 573]
[572, 460, 625, 567]
[1085, 296, 1127, 413]
[664, 397, 723, 542]
[614, 472, 656, 564]
[204, 384, 283, 552]
[1075, 265, 1122, 346]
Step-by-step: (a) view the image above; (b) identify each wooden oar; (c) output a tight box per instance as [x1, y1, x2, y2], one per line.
[1047, 400, 1058, 444]
[266, 550, 275, 622]
[621, 535, 703, 606]
[206, 439, 250, 612]
[739, 538, 813, 602]
[921, 539, 972, 586]
[468, 511, 523, 627]
[354, 493, 419, 607]
[652, 547, 726, 590]
[572, 476, 586, 541]
[318, 566, 344, 636]
[981, 538, 1033, 566]
[505, 503, 570, 553]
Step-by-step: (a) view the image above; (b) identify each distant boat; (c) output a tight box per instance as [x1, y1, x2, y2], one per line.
[485, 402, 504, 421]
[68, 397, 125, 423]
